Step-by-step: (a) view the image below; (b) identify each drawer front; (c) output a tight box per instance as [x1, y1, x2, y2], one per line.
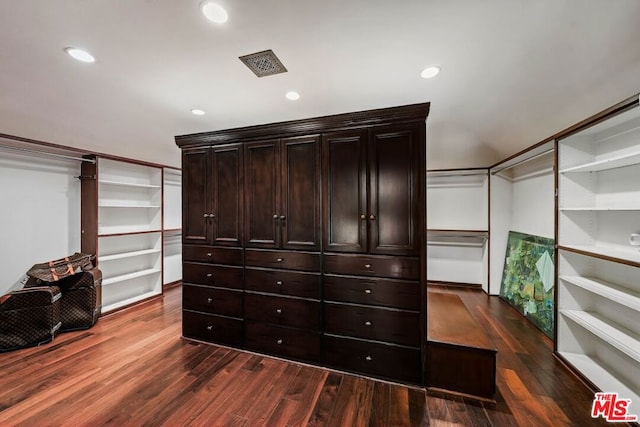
[324, 335, 421, 384]
[245, 321, 321, 362]
[245, 268, 320, 299]
[183, 245, 243, 265]
[182, 310, 244, 347]
[323, 275, 420, 310]
[245, 249, 320, 272]
[183, 263, 243, 289]
[324, 303, 420, 347]
[323, 254, 420, 280]
[244, 293, 320, 330]
[183, 285, 243, 317]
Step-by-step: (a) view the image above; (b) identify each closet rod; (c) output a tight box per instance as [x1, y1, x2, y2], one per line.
[427, 171, 488, 178]
[0, 144, 95, 163]
[491, 148, 553, 175]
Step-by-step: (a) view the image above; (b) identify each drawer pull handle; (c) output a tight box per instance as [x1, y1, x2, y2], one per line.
[364, 289, 372, 294]
[364, 264, 371, 269]
[206, 273, 213, 278]
[276, 281, 283, 285]
[276, 258, 284, 262]
[206, 325, 213, 331]
[207, 253, 212, 257]
[365, 321, 372, 326]
[277, 339, 283, 345]
[276, 308, 282, 314]
[365, 355, 372, 362]
[207, 298, 213, 304]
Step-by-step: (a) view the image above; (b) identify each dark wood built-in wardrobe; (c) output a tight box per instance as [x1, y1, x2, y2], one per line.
[176, 103, 429, 385]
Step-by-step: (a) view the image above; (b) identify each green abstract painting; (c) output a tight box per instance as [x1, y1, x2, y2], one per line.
[499, 231, 555, 339]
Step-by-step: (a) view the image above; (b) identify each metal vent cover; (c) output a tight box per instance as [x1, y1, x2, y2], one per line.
[239, 49, 288, 77]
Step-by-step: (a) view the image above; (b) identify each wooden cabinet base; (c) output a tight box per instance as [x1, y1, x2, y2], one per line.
[427, 341, 496, 401]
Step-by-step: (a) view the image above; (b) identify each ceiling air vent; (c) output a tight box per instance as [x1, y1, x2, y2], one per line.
[239, 49, 288, 78]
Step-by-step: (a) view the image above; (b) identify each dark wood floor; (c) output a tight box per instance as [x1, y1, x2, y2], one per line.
[0, 285, 608, 426]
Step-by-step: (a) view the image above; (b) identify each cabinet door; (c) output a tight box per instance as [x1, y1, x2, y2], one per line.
[182, 149, 211, 244]
[322, 130, 368, 253]
[211, 144, 243, 246]
[369, 125, 422, 256]
[245, 140, 281, 248]
[281, 136, 321, 250]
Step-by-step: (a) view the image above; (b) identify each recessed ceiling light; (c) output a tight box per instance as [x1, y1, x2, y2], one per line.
[285, 91, 300, 101]
[65, 47, 95, 63]
[201, 2, 228, 23]
[421, 66, 441, 79]
[191, 109, 206, 116]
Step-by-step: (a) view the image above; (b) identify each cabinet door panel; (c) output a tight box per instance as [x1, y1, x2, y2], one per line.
[182, 149, 210, 243]
[212, 144, 243, 246]
[369, 126, 421, 255]
[281, 136, 320, 250]
[322, 131, 367, 253]
[245, 140, 280, 248]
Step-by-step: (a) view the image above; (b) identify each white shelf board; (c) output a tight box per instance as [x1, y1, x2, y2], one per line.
[561, 244, 640, 264]
[98, 226, 163, 236]
[560, 275, 640, 312]
[102, 290, 161, 313]
[99, 249, 162, 262]
[99, 179, 161, 189]
[560, 206, 640, 211]
[559, 151, 640, 173]
[559, 352, 638, 401]
[102, 268, 161, 286]
[561, 310, 640, 363]
[99, 203, 161, 208]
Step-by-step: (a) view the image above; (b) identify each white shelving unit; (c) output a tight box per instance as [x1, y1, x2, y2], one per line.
[426, 170, 489, 288]
[163, 168, 182, 286]
[557, 105, 640, 416]
[97, 158, 163, 312]
[489, 142, 555, 295]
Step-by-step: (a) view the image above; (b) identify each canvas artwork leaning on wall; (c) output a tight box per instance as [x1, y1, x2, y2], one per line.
[499, 231, 555, 339]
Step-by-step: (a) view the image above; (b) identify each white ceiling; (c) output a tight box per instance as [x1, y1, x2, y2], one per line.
[0, 0, 639, 169]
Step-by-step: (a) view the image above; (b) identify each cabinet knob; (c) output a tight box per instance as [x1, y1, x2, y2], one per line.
[279, 215, 286, 220]
[211, 214, 216, 219]
[276, 280, 283, 286]
[206, 325, 213, 331]
[206, 273, 213, 278]
[369, 214, 376, 220]
[364, 289, 372, 294]
[277, 339, 283, 345]
[276, 258, 284, 262]
[364, 264, 371, 269]
[276, 308, 282, 314]
[365, 321, 372, 327]
[360, 214, 366, 220]
[365, 355, 372, 362]
[203, 213, 209, 218]
[207, 298, 213, 304]
[207, 253, 212, 257]
[273, 214, 279, 219]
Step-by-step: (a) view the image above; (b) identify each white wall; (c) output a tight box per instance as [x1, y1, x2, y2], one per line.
[489, 151, 555, 295]
[0, 151, 80, 294]
[489, 174, 513, 294]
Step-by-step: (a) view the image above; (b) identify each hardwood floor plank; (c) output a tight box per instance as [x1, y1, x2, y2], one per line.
[368, 381, 391, 427]
[307, 372, 343, 426]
